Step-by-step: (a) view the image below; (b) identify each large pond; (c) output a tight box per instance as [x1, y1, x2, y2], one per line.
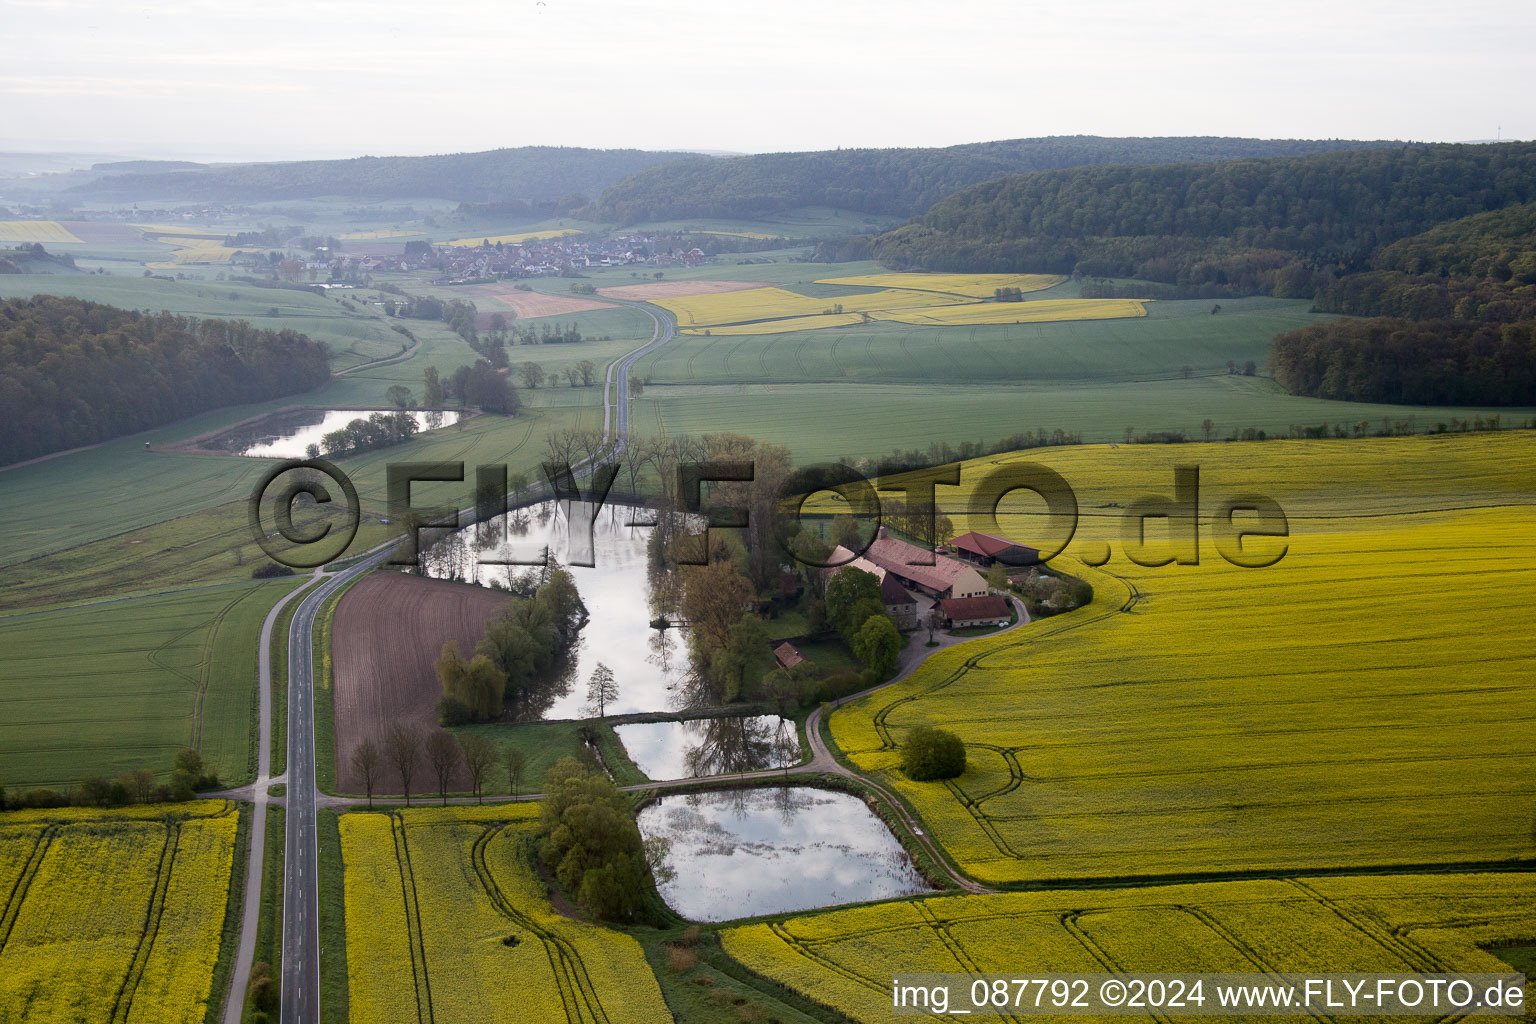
[416, 500, 690, 720]
[211, 408, 462, 458]
[637, 787, 932, 921]
[615, 716, 800, 781]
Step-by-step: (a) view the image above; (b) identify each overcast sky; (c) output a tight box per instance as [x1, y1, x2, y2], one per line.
[2, 0, 1532, 162]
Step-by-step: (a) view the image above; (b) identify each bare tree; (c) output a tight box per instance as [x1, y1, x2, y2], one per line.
[586, 662, 619, 717]
[505, 746, 528, 798]
[458, 734, 495, 804]
[426, 731, 460, 805]
[385, 725, 421, 806]
[351, 739, 382, 808]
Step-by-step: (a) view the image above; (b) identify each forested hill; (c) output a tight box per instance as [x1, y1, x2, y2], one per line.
[0, 296, 331, 465]
[871, 142, 1536, 273]
[588, 136, 1403, 223]
[65, 146, 695, 203]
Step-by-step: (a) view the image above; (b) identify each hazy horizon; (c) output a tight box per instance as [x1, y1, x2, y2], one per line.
[2, 0, 1532, 168]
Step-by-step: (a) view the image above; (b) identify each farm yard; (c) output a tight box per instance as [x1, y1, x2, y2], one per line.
[0, 801, 240, 1024]
[724, 873, 1536, 1024]
[339, 805, 671, 1024]
[827, 433, 1536, 884]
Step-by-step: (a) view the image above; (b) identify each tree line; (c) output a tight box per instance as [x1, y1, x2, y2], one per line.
[589, 137, 1400, 224]
[68, 145, 696, 203]
[0, 295, 331, 465]
[1269, 319, 1536, 406]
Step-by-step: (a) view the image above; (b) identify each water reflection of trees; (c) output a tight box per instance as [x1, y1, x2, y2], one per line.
[680, 716, 800, 778]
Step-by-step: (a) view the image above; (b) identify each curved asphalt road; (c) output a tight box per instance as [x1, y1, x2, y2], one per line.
[232, 300, 677, 1023]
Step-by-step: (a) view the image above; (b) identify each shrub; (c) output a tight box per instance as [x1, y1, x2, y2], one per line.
[250, 562, 296, 579]
[436, 695, 473, 727]
[901, 725, 967, 781]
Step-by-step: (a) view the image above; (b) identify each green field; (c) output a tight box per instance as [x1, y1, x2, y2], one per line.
[0, 580, 301, 790]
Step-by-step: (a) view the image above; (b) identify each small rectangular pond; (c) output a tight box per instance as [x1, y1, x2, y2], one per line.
[614, 716, 800, 781]
[207, 408, 462, 458]
[637, 787, 932, 922]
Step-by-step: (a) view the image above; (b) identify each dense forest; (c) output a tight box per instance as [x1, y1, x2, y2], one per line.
[0, 296, 331, 464]
[65, 146, 694, 203]
[589, 136, 1401, 223]
[870, 143, 1536, 275]
[1270, 319, 1536, 406]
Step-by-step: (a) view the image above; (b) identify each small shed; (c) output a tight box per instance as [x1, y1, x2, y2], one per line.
[774, 641, 806, 670]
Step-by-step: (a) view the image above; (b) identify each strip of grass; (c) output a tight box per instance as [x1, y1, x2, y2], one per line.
[242, 805, 285, 1023]
[268, 588, 300, 780]
[585, 719, 648, 787]
[448, 719, 590, 796]
[317, 807, 349, 1024]
[204, 802, 252, 1024]
[312, 573, 368, 794]
[635, 927, 852, 1024]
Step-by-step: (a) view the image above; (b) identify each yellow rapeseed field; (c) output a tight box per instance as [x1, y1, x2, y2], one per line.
[655, 286, 965, 328]
[826, 433, 1536, 885]
[340, 806, 670, 1024]
[723, 872, 1536, 1024]
[872, 297, 1147, 325]
[0, 802, 237, 1023]
[817, 272, 1067, 297]
[0, 220, 84, 244]
[443, 229, 580, 246]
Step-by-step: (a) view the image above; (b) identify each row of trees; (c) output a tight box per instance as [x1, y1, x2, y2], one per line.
[311, 411, 420, 457]
[0, 748, 220, 810]
[348, 724, 529, 806]
[0, 296, 331, 465]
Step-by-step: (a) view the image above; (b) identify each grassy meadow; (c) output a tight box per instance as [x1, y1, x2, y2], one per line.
[826, 433, 1536, 884]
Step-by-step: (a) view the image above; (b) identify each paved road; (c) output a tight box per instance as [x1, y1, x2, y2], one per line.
[250, 300, 679, 1023]
[279, 559, 383, 1024]
[219, 573, 320, 1024]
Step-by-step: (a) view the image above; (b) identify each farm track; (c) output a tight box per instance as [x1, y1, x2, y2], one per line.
[109, 822, 179, 1024]
[470, 824, 612, 1024]
[391, 813, 435, 1024]
[0, 825, 56, 954]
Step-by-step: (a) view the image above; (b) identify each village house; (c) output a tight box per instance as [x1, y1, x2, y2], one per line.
[880, 574, 918, 631]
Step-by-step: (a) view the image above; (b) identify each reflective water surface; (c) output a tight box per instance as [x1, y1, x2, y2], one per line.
[213, 408, 462, 457]
[417, 500, 689, 720]
[615, 716, 800, 781]
[637, 787, 932, 921]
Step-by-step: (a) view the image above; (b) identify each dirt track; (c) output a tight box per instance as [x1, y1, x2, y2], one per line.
[331, 571, 510, 792]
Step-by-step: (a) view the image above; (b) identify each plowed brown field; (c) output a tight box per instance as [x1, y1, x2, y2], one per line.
[331, 572, 509, 793]
[458, 283, 614, 322]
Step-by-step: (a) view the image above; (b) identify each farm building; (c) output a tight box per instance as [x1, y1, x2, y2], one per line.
[948, 531, 1041, 568]
[863, 529, 990, 599]
[774, 642, 806, 670]
[937, 594, 1011, 629]
[880, 574, 918, 631]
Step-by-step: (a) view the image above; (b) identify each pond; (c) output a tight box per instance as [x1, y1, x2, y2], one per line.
[614, 716, 800, 781]
[636, 787, 932, 921]
[210, 408, 462, 458]
[415, 500, 690, 720]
